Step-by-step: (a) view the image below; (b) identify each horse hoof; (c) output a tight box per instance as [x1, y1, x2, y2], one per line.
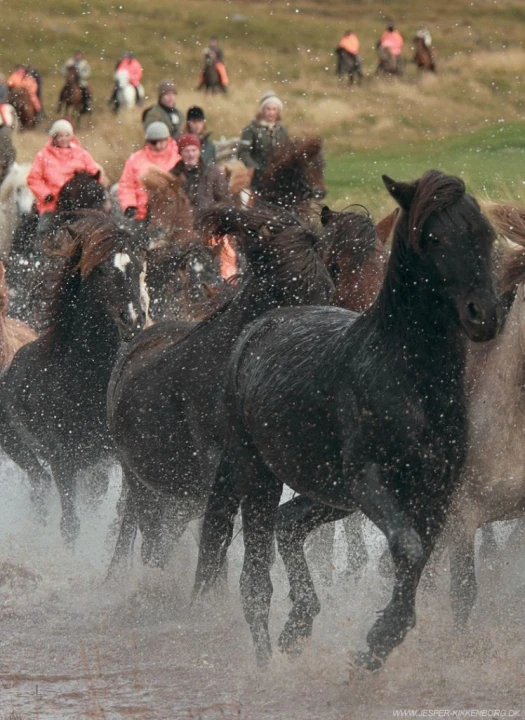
[355, 650, 384, 672]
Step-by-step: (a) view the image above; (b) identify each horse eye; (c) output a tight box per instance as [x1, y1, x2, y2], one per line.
[427, 233, 440, 245]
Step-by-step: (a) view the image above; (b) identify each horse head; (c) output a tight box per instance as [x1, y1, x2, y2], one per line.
[142, 167, 195, 249]
[384, 170, 500, 342]
[44, 214, 147, 345]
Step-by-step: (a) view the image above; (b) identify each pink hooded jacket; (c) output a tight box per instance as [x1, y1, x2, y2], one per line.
[27, 137, 101, 214]
[118, 138, 180, 220]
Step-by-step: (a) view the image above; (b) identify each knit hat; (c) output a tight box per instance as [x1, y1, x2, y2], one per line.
[157, 80, 177, 98]
[259, 91, 283, 113]
[145, 121, 170, 141]
[178, 133, 201, 151]
[186, 106, 206, 122]
[49, 119, 74, 136]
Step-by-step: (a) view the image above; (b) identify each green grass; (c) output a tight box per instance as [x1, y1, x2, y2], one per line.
[326, 120, 525, 215]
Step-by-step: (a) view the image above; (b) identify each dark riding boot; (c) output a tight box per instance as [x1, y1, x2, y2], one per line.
[82, 87, 93, 113]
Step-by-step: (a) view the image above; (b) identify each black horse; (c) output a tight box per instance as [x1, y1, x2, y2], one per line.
[335, 47, 362, 86]
[256, 137, 326, 215]
[195, 170, 500, 670]
[106, 205, 334, 573]
[0, 213, 146, 546]
[7, 171, 109, 327]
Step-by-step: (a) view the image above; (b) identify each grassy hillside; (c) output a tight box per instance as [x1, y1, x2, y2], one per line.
[4, 0, 525, 211]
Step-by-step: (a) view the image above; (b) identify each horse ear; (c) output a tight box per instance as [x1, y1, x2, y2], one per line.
[382, 175, 416, 210]
[320, 205, 333, 226]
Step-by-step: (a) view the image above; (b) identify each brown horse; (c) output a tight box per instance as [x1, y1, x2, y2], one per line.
[8, 87, 36, 130]
[57, 66, 84, 124]
[413, 37, 436, 72]
[141, 167, 224, 320]
[257, 137, 326, 215]
[0, 261, 36, 369]
[141, 167, 195, 250]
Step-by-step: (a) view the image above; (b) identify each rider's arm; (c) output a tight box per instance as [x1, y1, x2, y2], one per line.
[238, 125, 258, 169]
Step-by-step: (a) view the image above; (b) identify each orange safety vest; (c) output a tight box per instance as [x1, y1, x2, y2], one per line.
[338, 34, 360, 55]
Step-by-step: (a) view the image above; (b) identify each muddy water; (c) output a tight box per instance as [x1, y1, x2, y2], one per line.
[0, 458, 524, 719]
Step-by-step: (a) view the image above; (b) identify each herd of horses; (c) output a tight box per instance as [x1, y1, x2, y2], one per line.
[0, 136, 524, 673]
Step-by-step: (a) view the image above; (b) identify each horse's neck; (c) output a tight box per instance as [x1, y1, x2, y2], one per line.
[374, 236, 465, 379]
[50, 292, 121, 371]
[469, 299, 525, 431]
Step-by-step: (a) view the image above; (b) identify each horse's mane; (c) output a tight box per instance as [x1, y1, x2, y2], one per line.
[484, 202, 525, 294]
[262, 137, 323, 188]
[141, 166, 184, 193]
[55, 171, 105, 214]
[40, 212, 131, 341]
[404, 169, 467, 250]
[199, 203, 330, 296]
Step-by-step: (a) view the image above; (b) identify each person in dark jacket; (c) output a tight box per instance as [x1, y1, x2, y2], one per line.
[142, 80, 183, 139]
[182, 106, 216, 165]
[170, 133, 230, 210]
[238, 91, 289, 193]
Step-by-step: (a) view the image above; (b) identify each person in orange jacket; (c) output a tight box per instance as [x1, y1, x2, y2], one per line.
[113, 52, 144, 105]
[27, 119, 102, 237]
[7, 65, 42, 117]
[380, 23, 404, 56]
[198, 37, 229, 90]
[118, 121, 180, 243]
[337, 29, 363, 78]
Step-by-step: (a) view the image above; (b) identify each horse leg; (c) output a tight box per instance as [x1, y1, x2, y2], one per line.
[276, 496, 353, 656]
[342, 511, 369, 577]
[449, 521, 478, 630]
[0, 417, 52, 523]
[193, 452, 241, 598]
[239, 455, 282, 668]
[344, 462, 426, 670]
[51, 461, 80, 549]
[106, 466, 139, 577]
[478, 523, 498, 561]
[305, 520, 336, 587]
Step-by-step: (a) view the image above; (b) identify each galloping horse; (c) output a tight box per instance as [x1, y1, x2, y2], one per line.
[0, 214, 146, 546]
[57, 66, 84, 124]
[196, 171, 500, 670]
[8, 87, 36, 130]
[335, 47, 362, 87]
[413, 37, 436, 72]
[106, 206, 334, 573]
[197, 50, 227, 94]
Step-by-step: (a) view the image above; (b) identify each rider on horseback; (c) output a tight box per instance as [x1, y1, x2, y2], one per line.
[337, 29, 363, 77]
[62, 51, 93, 113]
[199, 37, 229, 90]
[7, 65, 43, 120]
[112, 52, 144, 106]
[415, 25, 432, 48]
[377, 23, 405, 73]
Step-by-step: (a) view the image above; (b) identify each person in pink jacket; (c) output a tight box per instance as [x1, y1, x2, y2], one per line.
[118, 121, 180, 244]
[113, 52, 144, 106]
[27, 118, 102, 237]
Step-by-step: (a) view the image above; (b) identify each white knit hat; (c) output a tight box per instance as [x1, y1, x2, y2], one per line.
[259, 91, 283, 113]
[144, 121, 170, 141]
[49, 119, 74, 136]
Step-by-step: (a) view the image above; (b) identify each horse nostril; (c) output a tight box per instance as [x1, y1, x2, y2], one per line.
[466, 301, 484, 325]
[119, 310, 130, 324]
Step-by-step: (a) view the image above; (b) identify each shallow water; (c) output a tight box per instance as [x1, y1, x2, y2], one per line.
[0, 458, 524, 719]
